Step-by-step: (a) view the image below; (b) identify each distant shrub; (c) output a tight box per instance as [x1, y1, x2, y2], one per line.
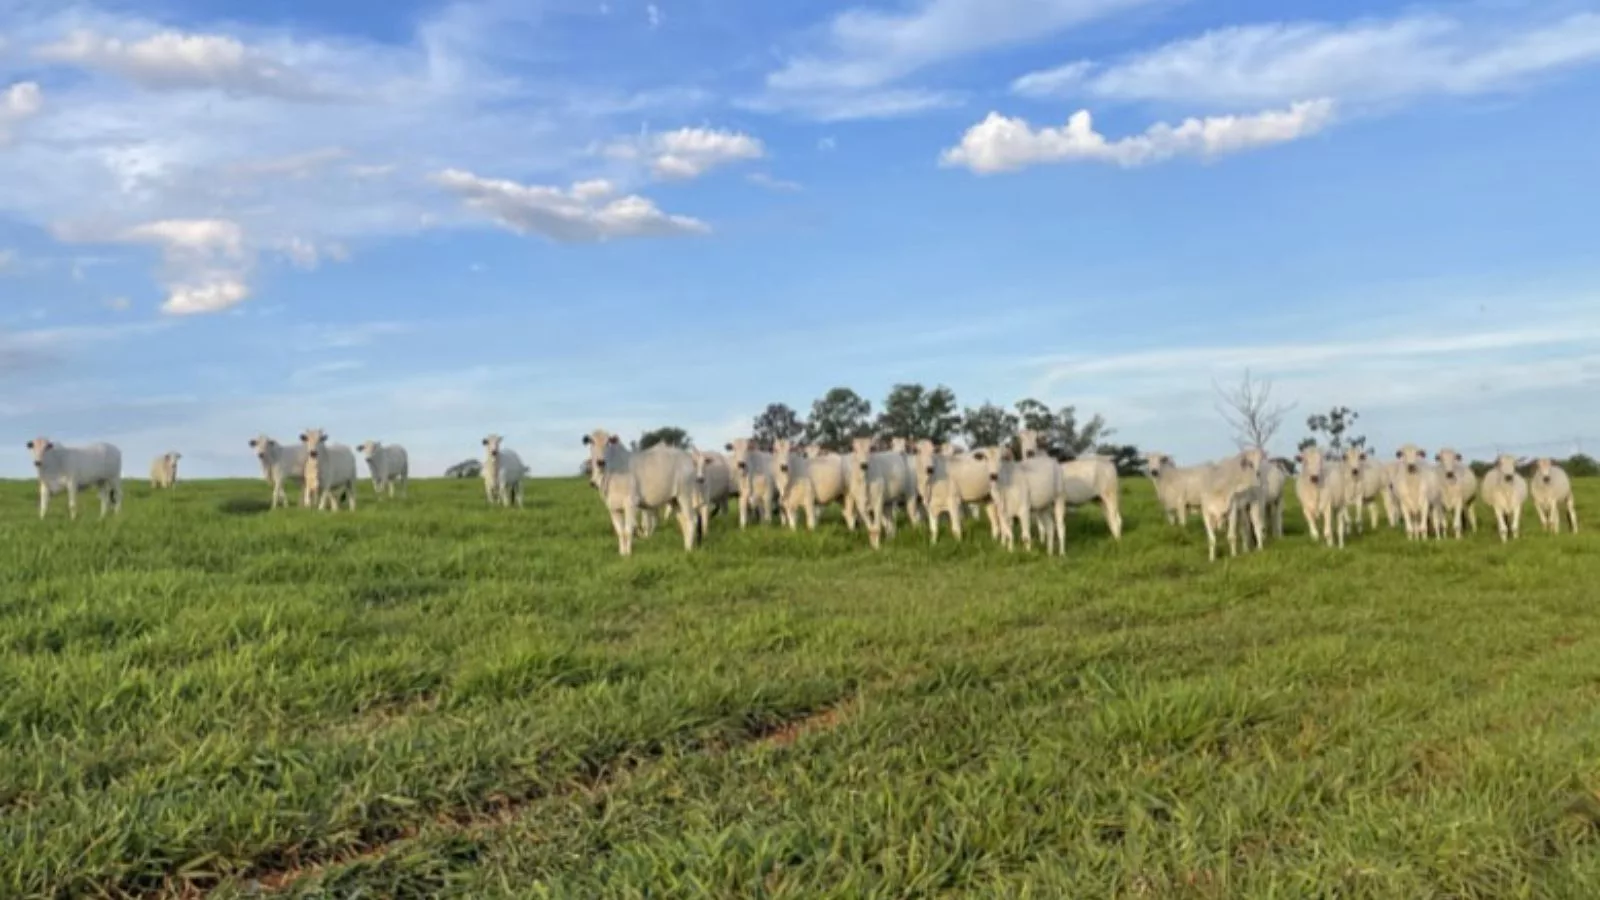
[1468, 461, 1493, 479]
[1564, 454, 1599, 477]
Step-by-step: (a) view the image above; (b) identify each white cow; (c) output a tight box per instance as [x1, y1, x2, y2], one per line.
[356, 441, 410, 499]
[1293, 446, 1349, 548]
[1530, 457, 1578, 534]
[583, 429, 702, 551]
[1433, 448, 1479, 538]
[1258, 458, 1288, 540]
[1480, 454, 1529, 542]
[482, 434, 528, 507]
[1198, 451, 1267, 562]
[1391, 444, 1445, 541]
[1341, 449, 1388, 533]
[28, 436, 122, 520]
[1144, 452, 1207, 526]
[773, 440, 858, 531]
[913, 439, 998, 544]
[850, 437, 915, 550]
[886, 437, 925, 527]
[300, 428, 358, 511]
[688, 449, 734, 535]
[1379, 459, 1403, 528]
[976, 445, 1068, 555]
[249, 434, 311, 509]
[149, 452, 181, 489]
[725, 438, 779, 528]
[1017, 428, 1123, 540]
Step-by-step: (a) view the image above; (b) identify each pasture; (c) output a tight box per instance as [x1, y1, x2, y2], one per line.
[2, 475, 1599, 899]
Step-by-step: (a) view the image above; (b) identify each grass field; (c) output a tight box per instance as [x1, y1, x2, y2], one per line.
[2, 473, 1599, 899]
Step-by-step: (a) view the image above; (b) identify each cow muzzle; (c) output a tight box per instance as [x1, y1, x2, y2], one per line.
[1445, 471, 1455, 481]
[1505, 474, 1514, 484]
[1543, 475, 1552, 484]
[308, 451, 319, 459]
[778, 464, 789, 473]
[1406, 464, 1417, 474]
[1308, 474, 1320, 485]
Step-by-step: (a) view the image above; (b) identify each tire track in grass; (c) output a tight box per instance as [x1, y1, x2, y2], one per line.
[158, 693, 862, 899]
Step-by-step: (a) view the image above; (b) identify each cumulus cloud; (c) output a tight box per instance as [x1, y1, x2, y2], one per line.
[1008, 11, 1600, 108]
[0, 81, 42, 144]
[755, 0, 1160, 119]
[432, 168, 709, 241]
[34, 29, 331, 100]
[52, 217, 256, 315]
[0, 3, 720, 310]
[940, 99, 1335, 173]
[606, 126, 765, 180]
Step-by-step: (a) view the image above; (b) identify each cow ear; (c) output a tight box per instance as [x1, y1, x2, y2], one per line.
[972, 451, 986, 461]
[1395, 450, 1403, 459]
[1417, 449, 1426, 458]
[25, 440, 33, 449]
[1295, 452, 1303, 463]
[298, 432, 308, 442]
[580, 434, 591, 445]
[248, 439, 257, 448]
[1359, 452, 1367, 461]
[608, 435, 619, 445]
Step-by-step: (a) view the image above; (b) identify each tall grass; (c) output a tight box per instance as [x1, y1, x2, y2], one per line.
[1, 475, 1597, 898]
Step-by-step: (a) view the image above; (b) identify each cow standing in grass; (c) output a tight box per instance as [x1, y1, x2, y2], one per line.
[28, 436, 122, 520]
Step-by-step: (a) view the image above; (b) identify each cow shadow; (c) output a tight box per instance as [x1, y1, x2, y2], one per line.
[217, 497, 273, 516]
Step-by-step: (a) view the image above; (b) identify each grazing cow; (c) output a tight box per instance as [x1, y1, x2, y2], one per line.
[1293, 446, 1349, 548]
[849, 437, 915, 550]
[1530, 457, 1578, 534]
[725, 438, 779, 528]
[583, 429, 702, 551]
[149, 452, 181, 489]
[1341, 449, 1388, 533]
[1391, 444, 1445, 540]
[1198, 452, 1267, 562]
[1479, 454, 1529, 542]
[773, 440, 857, 531]
[28, 436, 122, 520]
[356, 441, 410, 499]
[976, 445, 1068, 555]
[1144, 452, 1207, 526]
[1433, 448, 1479, 538]
[300, 428, 358, 511]
[249, 434, 310, 509]
[482, 434, 528, 508]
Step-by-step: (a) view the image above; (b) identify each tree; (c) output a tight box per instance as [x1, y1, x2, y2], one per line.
[961, 402, 1019, 450]
[805, 387, 872, 452]
[752, 403, 805, 447]
[638, 426, 691, 450]
[875, 383, 961, 444]
[1302, 406, 1365, 454]
[1215, 368, 1294, 452]
[1096, 443, 1145, 477]
[1013, 398, 1112, 459]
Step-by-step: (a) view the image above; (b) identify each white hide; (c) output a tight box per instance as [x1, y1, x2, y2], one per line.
[300, 428, 358, 511]
[28, 436, 122, 520]
[357, 441, 411, 499]
[249, 434, 310, 509]
[482, 434, 528, 508]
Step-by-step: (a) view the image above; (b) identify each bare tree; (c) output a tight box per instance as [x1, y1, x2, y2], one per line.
[1214, 368, 1294, 451]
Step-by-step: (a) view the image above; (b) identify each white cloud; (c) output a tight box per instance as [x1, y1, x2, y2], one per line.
[755, 0, 1161, 119]
[818, 136, 837, 151]
[940, 98, 1335, 173]
[746, 172, 803, 192]
[34, 29, 331, 100]
[646, 3, 663, 29]
[606, 126, 765, 180]
[0, 4, 721, 310]
[1009, 11, 1600, 108]
[163, 278, 249, 315]
[54, 217, 256, 314]
[432, 168, 709, 241]
[0, 81, 42, 143]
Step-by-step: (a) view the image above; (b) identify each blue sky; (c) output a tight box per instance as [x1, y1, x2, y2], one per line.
[2, 0, 1599, 478]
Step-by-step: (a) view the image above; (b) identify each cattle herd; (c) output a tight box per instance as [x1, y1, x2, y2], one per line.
[18, 429, 1582, 562]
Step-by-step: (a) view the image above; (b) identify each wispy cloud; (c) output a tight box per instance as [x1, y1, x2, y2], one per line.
[1009, 10, 1600, 109]
[941, 98, 1334, 173]
[603, 126, 765, 180]
[753, 0, 1162, 120]
[0, 2, 721, 313]
[746, 172, 803, 192]
[432, 169, 710, 241]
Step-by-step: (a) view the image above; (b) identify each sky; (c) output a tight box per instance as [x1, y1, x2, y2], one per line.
[2, 0, 1599, 478]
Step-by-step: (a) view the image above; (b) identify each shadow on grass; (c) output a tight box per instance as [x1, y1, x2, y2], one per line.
[217, 497, 273, 516]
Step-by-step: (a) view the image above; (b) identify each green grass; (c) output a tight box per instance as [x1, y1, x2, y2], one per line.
[2, 474, 1599, 899]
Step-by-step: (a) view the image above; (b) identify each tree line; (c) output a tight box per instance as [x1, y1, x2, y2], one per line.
[627, 383, 1145, 475]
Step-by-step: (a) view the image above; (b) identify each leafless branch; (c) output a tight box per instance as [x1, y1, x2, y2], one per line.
[1214, 368, 1295, 452]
